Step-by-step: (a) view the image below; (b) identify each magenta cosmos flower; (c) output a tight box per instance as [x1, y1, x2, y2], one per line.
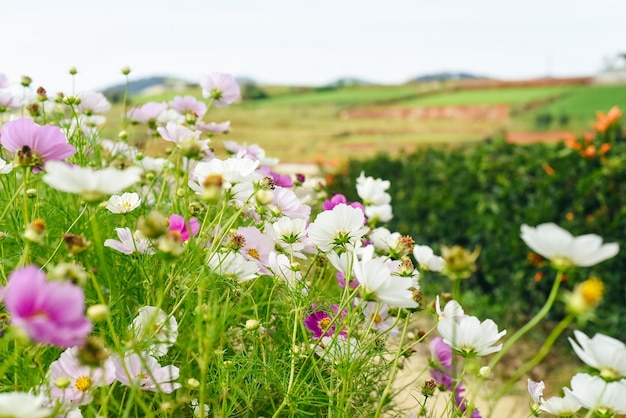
[0, 118, 76, 170]
[200, 72, 241, 107]
[0, 265, 92, 347]
[168, 214, 199, 241]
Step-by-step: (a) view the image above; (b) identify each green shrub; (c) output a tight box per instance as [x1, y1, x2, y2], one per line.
[332, 130, 626, 340]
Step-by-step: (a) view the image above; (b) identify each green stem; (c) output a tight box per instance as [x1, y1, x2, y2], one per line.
[488, 272, 563, 370]
[497, 313, 575, 398]
[373, 314, 412, 418]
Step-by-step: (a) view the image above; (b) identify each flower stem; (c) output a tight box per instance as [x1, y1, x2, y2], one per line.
[373, 314, 412, 418]
[496, 312, 574, 398]
[488, 272, 563, 370]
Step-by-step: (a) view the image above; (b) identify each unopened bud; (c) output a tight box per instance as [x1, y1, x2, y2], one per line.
[187, 378, 201, 389]
[118, 130, 129, 140]
[245, 319, 260, 331]
[24, 219, 45, 244]
[479, 366, 491, 379]
[69, 66, 78, 75]
[121, 66, 131, 75]
[26, 188, 37, 198]
[255, 189, 274, 206]
[137, 210, 169, 239]
[54, 377, 72, 389]
[63, 233, 91, 256]
[87, 304, 109, 322]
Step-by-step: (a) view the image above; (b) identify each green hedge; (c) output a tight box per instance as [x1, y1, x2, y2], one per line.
[331, 131, 626, 340]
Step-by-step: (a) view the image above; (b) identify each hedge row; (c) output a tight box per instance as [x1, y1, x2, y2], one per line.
[331, 126, 626, 339]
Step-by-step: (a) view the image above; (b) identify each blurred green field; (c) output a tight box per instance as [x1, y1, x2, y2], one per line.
[111, 81, 626, 163]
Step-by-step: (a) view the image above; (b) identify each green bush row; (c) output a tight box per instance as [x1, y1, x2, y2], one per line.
[331, 131, 626, 340]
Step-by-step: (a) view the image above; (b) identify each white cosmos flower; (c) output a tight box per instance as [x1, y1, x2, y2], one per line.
[568, 330, 626, 379]
[0, 392, 51, 417]
[131, 306, 179, 357]
[413, 245, 446, 272]
[43, 161, 142, 202]
[0, 158, 13, 174]
[307, 204, 368, 253]
[78, 91, 111, 114]
[566, 373, 626, 415]
[435, 296, 467, 321]
[369, 227, 401, 253]
[208, 251, 259, 283]
[313, 336, 362, 364]
[438, 315, 506, 357]
[356, 172, 391, 206]
[353, 250, 417, 308]
[193, 156, 260, 190]
[111, 352, 181, 394]
[528, 379, 545, 404]
[520, 223, 619, 268]
[540, 391, 582, 416]
[106, 192, 142, 213]
[104, 228, 154, 255]
[364, 203, 393, 223]
[265, 216, 308, 257]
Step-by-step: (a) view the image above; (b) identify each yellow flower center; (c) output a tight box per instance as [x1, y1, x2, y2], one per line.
[135, 372, 148, 379]
[247, 248, 260, 260]
[74, 375, 92, 392]
[371, 314, 383, 324]
[580, 277, 604, 305]
[122, 202, 132, 207]
[319, 318, 332, 329]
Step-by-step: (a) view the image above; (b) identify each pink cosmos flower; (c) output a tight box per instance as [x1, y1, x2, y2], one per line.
[169, 95, 207, 119]
[127, 102, 167, 125]
[0, 265, 92, 347]
[322, 194, 365, 213]
[111, 352, 181, 393]
[198, 120, 231, 134]
[47, 346, 116, 407]
[77, 92, 111, 115]
[104, 228, 155, 255]
[304, 305, 347, 339]
[0, 91, 20, 111]
[168, 214, 199, 241]
[201, 72, 241, 107]
[0, 118, 76, 170]
[237, 226, 274, 273]
[271, 187, 311, 221]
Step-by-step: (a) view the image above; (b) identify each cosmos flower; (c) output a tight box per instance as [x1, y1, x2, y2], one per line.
[201, 72, 241, 107]
[168, 214, 200, 242]
[520, 223, 619, 269]
[568, 330, 626, 379]
[77, 91, 111, 114]
[307, 204, 368, 253]
[106, 192, 142, 214]
[0, 392, 50, 417]
[322, 194, 365, 212]
[0, 158, 13, 174]
[126, 102, 168, 125]
[413, 245, 446, 272]
[566, 373, 626, 415]
[199, 120, 231, 134]
[361, 301, 398, 336]
[112, 352, 181, 394]
[237, 226, 274, 272]
[313, 335, 362, 364]
[0, 118, 76, 170]
[207, 251, 259, 283]
[438, 315, 506, 357]
[43, 161, 142, 202]
[47, 346, 116, 406]
[104, 228, 155, 255]
[265, 216, 308, 257]
[356, 172, 392, 207]
[131, 306, 179, 357]
[304, 305, 347, 339]
[0, 265, 92, 347]
[353, 249, 418, 308]
[539, 392, 582, 416]
[168, 95, 207, 119]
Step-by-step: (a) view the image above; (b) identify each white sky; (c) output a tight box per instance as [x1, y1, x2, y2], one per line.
[3, 0, 625, 93]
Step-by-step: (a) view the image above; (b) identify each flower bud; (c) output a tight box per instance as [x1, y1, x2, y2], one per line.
[69, 66, 78, 75]
[137, 210, 169, 239]
[63, 233, 91, 256]
[187, 378, 201, 389]
[441, 245, 480, 280]
[21, 76, 32, 87]
[245, 319, 260, 331]
[121, 66, 131, 75]
[54, 377, 72, 389]
[421, 379, 437, 397]
[255, 189, 274, 206]
[24, 219, 45, 244]
[87, 304, 109, 322]
[479, 366, 491, 379]
[77, 336, 110, 368]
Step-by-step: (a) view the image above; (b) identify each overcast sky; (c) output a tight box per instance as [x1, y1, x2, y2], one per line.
[3, 0, 625, 93]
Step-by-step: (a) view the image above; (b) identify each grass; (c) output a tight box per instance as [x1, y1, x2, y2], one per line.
[396, 85, 578, 106]
[109, 81, 626, 163]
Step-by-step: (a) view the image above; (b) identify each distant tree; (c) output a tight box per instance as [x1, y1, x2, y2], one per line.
[241, 82, 268, 100]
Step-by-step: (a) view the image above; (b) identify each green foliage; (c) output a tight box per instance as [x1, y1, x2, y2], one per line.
[332, 127, 626, 340]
